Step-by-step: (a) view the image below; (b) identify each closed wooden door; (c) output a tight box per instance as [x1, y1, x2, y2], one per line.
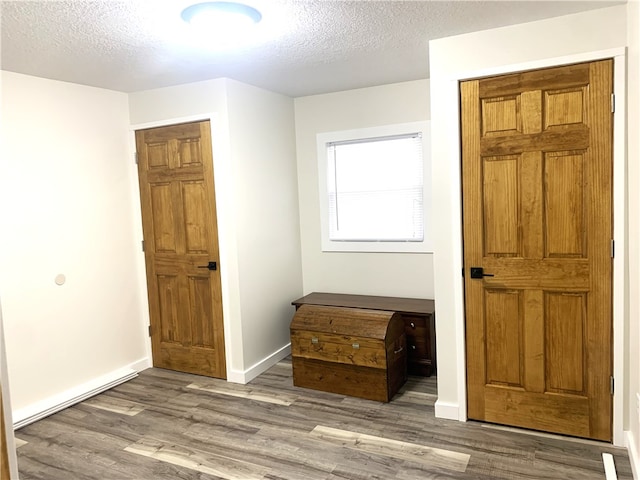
[1, 388, 9, 480]
[136, 120, 226, 379]
[461, 60, 613, 441]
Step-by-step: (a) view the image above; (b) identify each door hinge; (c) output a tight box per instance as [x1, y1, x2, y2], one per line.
[611, 239, 615, 258]
[611, 93, 615, 113]
[148, 325, 152, 337]
[610, 376, 615, 395]
[142, 240, 145, 252]
[134, 152, 139, 165]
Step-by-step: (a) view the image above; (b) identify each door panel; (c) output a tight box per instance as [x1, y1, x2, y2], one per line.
[546, 292, 585, 394]
[545, 151, 585, 256]
[136, 120, 226, 379]
[462, 60, 612, 440]
[483, 155, 519, 254]
[485, 289, 522, 386]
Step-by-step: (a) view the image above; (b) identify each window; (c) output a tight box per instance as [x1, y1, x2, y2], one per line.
[327, 133, 423, 242]
[317, 122, 431, 253]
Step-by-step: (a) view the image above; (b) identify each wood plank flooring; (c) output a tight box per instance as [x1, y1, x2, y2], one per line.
[15, 358, 632, 479]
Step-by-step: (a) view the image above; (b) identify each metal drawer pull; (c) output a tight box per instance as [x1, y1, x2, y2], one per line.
[394, 346, 404, 354]
[411, 345, 416, 350]
[410, 322, 415, 328]
[352, 343, 360, 349]
[311, 337, 319, 344]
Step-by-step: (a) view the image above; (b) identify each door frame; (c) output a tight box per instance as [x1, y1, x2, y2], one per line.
[432, 48, 627, 446]
[0, 298, 19, 479]
[128, 113, 236, 382]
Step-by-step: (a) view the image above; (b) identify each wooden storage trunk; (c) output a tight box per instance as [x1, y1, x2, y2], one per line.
[290, 304, 407, 402]
[292, 292, 436, 377]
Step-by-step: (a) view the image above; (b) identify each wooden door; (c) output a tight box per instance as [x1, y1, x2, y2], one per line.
[461, 60, 613, 441]
[136, 120, 226, 379]
[0, 388, 9, 480]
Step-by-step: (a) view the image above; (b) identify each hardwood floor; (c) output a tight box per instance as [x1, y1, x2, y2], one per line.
[15, 358, 632, 479]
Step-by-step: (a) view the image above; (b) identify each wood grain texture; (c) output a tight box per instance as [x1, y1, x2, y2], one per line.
[545, 87, 586, 128]
[585, 59, 613, 441]
[125, 437, 270, 479]
[520, 91, 542, 134]
[291, 293, 434, 315]
[484, 387, 590, 438]
[291, 305, 406, 402]
[309, 425, 470, 472]
[136, 120, 226, 379]
[483, 155, 519, 255]
[462, 60, 613, 440]
[292, 293, 437, 377]
[81, 396, 146, 416]
[484, 289, 522, 387]
[478, 62, 590, 97]
[291, 330, 391, 368]
[186, 381, 297, 406]
[290, 304, 401, 339]
[520, 151, 543, 259]
[13, 361, 633, 479]
[292, 357, 396, 403]
[481, 96, 520, 136]
[460, 78, 486, 421]
[544, 151, 585, 256]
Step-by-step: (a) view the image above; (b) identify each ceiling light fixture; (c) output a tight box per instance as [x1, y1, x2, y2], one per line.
[181, 2, 262, 32]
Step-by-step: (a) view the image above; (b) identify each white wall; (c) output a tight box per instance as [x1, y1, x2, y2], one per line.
[0, 72, 148, 422]
[128, 78, 244, 372]
[625, 0, 640, 475]
[225, 80, 303, 373]
[429, 4, 628, 433]
[128, 79, 230, 126]
[129, 78, 302, 382]
[293, 80, 433, 299]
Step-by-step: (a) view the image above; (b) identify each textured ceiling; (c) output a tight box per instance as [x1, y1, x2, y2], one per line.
[0, 0, 624, 97]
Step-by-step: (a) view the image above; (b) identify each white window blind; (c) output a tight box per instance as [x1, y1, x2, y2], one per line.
[326, 132, 424, 242]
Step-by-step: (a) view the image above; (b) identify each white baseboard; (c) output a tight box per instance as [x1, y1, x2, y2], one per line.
[226, 343, 291, 384]
[625, 430, 639, 479]
[130, 356, 152, 372]
[435, 399, 460, 420]
[13, 357, 149, 429]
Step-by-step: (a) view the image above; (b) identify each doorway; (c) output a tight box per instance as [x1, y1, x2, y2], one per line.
[135, 120, 226, 379]
[460, 60, 613, 441]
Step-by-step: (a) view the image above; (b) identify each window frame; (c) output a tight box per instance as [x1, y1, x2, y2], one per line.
[317, 121, 432, 253]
